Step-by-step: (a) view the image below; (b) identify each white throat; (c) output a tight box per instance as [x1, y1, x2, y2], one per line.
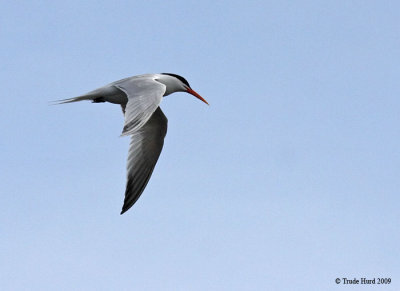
[155, 74, 186, 96]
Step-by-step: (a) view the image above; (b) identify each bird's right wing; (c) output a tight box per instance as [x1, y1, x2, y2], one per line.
[114, 77, 166, 136]
[121, 107, 168, 214]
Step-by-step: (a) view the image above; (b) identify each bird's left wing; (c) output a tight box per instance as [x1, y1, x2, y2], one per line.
[114, 77, 166, 136]
[121, 107, 168, 214]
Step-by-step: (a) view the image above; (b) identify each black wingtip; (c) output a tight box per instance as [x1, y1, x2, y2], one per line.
[120, 203, 134, 215]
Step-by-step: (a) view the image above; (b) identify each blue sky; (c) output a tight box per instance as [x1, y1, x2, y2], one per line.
[1, 1, 399, 290]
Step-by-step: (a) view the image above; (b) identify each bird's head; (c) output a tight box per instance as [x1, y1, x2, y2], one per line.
[158, 73, 208, 105]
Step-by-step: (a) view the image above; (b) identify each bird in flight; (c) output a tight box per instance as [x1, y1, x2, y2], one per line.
[57, 73, 208, 214]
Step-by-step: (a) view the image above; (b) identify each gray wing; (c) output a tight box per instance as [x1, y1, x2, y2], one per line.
[53, 75, 158, 107]
[120, 107, 168, 214]
[114, 77, 166, 136]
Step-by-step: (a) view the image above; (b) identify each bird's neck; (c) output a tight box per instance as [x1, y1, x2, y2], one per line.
[155, 74, 184, 96]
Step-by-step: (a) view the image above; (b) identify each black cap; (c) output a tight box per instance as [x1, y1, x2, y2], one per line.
[161, 73, 191, 88]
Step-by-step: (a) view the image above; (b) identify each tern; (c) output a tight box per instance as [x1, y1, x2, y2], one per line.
[57, 73, 208, 214]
